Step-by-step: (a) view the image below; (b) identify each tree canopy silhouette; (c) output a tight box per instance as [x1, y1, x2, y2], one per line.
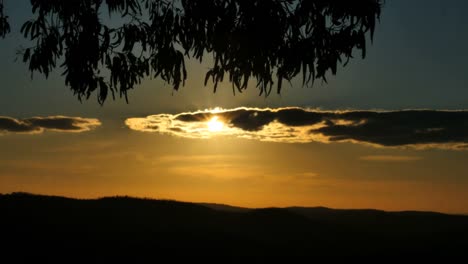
[0, 0, 383, 104]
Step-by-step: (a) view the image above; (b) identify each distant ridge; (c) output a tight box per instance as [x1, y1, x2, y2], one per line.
[4, 192, 458, 216]
[2, 192, 468, 259]
[198, 202, 251, 213]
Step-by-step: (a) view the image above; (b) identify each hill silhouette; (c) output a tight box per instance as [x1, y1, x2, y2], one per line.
[1, 192, 468, 260]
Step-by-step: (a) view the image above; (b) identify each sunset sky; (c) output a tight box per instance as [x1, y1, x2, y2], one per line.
[1, 0, 468, 213]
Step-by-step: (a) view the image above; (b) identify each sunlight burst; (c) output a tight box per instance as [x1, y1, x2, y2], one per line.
[207, 116, 224, 132]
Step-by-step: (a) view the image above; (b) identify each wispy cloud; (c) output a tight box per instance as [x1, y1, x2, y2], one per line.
[359, 155, 423, 162]
[157, 154, 245, 163]
[155, 154, 263, 180]
[125, 107, 468, 150]
[0, 116, 101, 134]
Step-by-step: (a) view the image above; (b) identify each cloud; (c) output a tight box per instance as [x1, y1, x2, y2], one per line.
[154, 154, 262, 180]
[0, 116, 101, 134]
[359, 155, 423, 162]
[125, 107, 468, 150]
[157, 154, 245, 163]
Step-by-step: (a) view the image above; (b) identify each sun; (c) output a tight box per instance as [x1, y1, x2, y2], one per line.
[207, 116, 224, 132]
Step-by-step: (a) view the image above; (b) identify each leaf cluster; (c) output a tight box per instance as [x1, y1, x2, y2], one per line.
[0, 0, 10, 38]
[1, 0, 383, 104]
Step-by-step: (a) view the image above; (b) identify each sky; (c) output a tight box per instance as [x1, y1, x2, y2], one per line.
[1, 0, 468, 213]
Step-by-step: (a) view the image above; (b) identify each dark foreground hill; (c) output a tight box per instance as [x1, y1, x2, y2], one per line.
[1, 193, 468, 260]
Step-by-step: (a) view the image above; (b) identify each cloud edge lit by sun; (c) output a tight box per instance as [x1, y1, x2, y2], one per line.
[124, 107, 468, 150]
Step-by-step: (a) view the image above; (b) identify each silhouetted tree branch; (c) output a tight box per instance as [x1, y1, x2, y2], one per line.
[0, 0, 383, 104]
[0, 0, 10, 38]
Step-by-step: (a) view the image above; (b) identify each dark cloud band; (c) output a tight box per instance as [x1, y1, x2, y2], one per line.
[125, 107, 468, 150]
[0, 116, 101, 134]
[311, 110, 468, 147]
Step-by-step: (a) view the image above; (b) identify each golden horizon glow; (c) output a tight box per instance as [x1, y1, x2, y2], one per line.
[3, 107, 468, 214]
